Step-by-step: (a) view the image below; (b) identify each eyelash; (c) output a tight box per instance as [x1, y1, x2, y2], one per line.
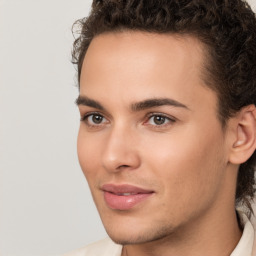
[80, 112, 108, 128]
[144, 113, 176, 128]
[80, 112, 176, 129]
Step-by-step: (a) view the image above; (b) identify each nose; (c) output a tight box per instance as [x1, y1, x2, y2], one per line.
[101, 126, 141, 173]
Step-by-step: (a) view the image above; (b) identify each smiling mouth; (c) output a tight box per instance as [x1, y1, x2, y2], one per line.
[115, 192, 139, 196]
[101, 184, 154, 210]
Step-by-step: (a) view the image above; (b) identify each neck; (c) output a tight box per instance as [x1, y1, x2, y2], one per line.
[121, 207, 242, 256]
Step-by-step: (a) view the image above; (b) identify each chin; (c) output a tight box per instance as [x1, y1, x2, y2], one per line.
[104, 221, 176, 245]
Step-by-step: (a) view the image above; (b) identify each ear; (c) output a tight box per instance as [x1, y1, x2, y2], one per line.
[228, 105, 256, 164]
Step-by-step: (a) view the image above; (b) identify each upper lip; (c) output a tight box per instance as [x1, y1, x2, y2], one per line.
[101, 184, 154, 194]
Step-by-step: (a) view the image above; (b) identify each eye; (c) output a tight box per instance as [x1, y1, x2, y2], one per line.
[81, 113, 108, 126]
[149, 115, 168, 125]
[146, 114, 176, 126]
[88, 114, 104, 124]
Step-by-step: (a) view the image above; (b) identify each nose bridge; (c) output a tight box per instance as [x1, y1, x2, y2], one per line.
[102, 122, 140, 172]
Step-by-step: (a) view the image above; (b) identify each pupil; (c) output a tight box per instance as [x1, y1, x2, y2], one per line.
[92, 115, 103, 124]
[154, 116, 165, 125]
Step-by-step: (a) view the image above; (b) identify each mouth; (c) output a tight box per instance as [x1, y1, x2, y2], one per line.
[101, 184, 154, 210]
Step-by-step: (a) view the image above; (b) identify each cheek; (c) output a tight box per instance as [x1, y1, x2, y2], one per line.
[141, 125, 226, 201]
[77, 128, 102, 179]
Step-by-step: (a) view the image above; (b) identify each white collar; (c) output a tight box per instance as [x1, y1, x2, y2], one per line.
[231, 211, 255, 256]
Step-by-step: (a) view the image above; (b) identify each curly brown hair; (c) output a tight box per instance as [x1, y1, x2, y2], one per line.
[72, 0, 256, 215]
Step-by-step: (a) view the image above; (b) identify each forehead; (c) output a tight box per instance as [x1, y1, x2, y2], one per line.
[80, 31, 216, 113]
[81, 31, 206, 83]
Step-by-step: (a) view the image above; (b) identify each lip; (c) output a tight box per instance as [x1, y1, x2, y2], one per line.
[101, 184, 154, 210]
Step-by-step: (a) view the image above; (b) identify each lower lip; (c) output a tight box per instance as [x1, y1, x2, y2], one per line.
[104, 191, 153, 210]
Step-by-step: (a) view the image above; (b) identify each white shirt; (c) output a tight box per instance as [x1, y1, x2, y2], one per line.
[231, 212, 255, 256]
[64, 212, 255, 256]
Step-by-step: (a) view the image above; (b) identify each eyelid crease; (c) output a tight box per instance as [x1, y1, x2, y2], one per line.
[78, 105, 113, 120]
[80, 111, 102, 121]
[80, 108, 111, 119]
[141, 112, 177, 130]
[145, 112, 177, 122]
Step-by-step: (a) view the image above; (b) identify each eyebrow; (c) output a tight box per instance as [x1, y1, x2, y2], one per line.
[76, 95, 189, 111]
[131, 98, 189, 111]
[76, 96, 105, 111]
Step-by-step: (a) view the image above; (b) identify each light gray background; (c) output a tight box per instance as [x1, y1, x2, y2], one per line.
[0, 0, 255, 255]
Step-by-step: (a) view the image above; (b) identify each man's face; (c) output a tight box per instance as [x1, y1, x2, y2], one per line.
[77, 32, 232, 244]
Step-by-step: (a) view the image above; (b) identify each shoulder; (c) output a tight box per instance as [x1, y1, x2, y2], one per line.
[63, 237, 123, 256]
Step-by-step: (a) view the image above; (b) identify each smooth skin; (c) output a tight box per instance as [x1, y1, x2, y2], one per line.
[77, 32, 256, 256]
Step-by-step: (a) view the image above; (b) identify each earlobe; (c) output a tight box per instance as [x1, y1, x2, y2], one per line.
[229, 105, 256, 165]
